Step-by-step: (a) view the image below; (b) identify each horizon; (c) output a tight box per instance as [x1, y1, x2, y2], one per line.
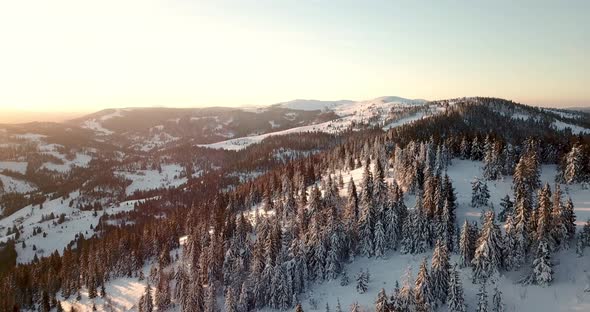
[1, 94, 589, 124]
[1, 0, 589, 123]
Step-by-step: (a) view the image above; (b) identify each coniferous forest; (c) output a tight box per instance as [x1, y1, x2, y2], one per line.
[1, 98, 590, 312]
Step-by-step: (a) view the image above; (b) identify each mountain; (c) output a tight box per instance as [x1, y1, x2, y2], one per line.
[1, 97, 590, 312]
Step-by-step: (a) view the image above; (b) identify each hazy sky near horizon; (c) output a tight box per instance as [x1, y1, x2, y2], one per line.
[0, 0, 589, 115]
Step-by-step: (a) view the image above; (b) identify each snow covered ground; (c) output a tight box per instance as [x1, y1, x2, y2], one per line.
[551, 120, 590, 135]
[0, 193, 143, 263]
[199, 97, 437, 151]
[0, 174, 36, 194]
[41, 152, 92, 173]
[0, 161, 28, 174]
[116, 164, 188, 195]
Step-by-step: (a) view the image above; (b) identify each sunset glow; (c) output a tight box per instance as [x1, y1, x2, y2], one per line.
[0, 0, 588, 121]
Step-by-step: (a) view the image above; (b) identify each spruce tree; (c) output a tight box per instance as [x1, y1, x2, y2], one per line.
[472, 212, 503, 283]
[430, 240, 450, 306]
[492, 286, 505, 312]
[358, 159, 375, 257]
[398, 268, 416, 312]
[564, 144, 584, 184]
[471, 178, 490, 208]
[374, 220, 386, 258]
[459, 220, 473, 268]
[563, 198, 577, 242]
[356, 270, 368, 294]
[447, 264, 466, 312]
[225, 288, 237, 312]
[375, 288, 388, 312]
[336, 298, 343, 312]
[295, 303, 304, 312]
[497, 195, 513, 223]
[142, 283, 154, 312]
[476, 282, 489, 312]
[414, 259, 434, 312]
[525, 239, 553, 286]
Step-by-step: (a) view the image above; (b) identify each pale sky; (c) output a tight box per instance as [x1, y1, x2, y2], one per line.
[0, 0, 589, 118]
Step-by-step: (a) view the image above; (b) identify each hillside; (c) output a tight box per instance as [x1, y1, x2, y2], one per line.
[1, 97, 590, 312]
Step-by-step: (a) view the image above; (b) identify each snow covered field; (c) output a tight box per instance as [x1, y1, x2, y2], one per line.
[117, 164, 188, 195]
[0, 161, 28, 174]
[0, 193, 143, 263]
[0, 174, 36, 194]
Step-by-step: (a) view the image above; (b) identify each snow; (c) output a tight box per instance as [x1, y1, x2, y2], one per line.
[383, 112, 428, 130]
[81, 119, 114, 135]
[41, 152, 92, 173]
[199, 97, 435, 151]
[551, 120, 590, 134]
[15, 133, 47, 141]
[270, 248, 590, 312]
[0, 161, 28, 174]
[0, 174, 36, 193]
[99, 109, 124, 121]
[47, 158, 590, 312]
[134, 132, 180, 152]
[117, 164, 187, 195]
[266, 158, 590, 312]
[543, 108, 582, 120]
[275, 99, 355, 111]
[61, 275, 146, 312]
[0, 193, 142, 263]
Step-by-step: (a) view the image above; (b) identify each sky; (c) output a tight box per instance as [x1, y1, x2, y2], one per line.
[0, 0, 589, 122]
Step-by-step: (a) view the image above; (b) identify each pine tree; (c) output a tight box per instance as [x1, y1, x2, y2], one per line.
[155, 271, 171, 311]
[472, 212, 503, 283]
[564, 144, 584, 184]
[497, 195, 513, 223]
[358, 159, 375, 257]
[326, 231, 342, 280]
[225, 288, 237, 312]
[447, 264, 466, 312]
[142, 283, 154, 312]
[536, 184, 555, 249]
[459, 220, 473, 268]
[563, 198, 577, 242]
[204, 283, 217, 312]
[460, 136, 471, 160]
[356, 270, 368, 294]
[430, 240, 450, 306]
[414, 259, 434, 312]
[88, 275, 97, 299]
[349, 302, 361, 312]
[340, 270, 350, 286]
[375, 288, 388, 312]
[476, 282, 489, 312]
[398, 268, 416, 312]
[295, 303, 304, 312]
[471, 178, 490, 208]
[525, 239, 553, 286]
[374, 220, 386, 258]
[336, 298, 343, 312]
[471, 136, 484, 161]
[483, 138, 502, 180]
[237, 282, 249, 312]
[442, 175, 457, 250]
[491, 286, 505, 312]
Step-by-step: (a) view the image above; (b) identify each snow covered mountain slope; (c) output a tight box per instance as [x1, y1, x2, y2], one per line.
[53, 158, 590, 312]
[199, 96, 435, 150]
